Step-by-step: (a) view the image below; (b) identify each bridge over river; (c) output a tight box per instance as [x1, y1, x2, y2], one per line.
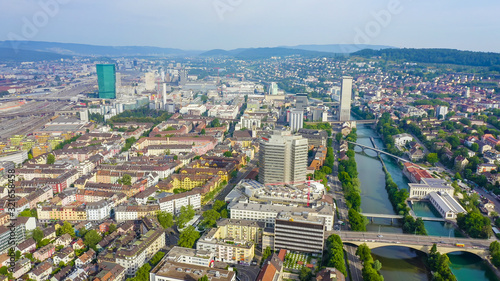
[326, 231, 490, 259]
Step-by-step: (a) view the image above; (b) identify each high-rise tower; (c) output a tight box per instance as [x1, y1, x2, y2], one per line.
[259, 131, 308, 185]
[338, 76, 353, 121]
[96, 64, 116, 99]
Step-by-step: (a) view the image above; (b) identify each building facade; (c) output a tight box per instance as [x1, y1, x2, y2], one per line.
[338, 76, 353, 122]
[97, 64, 116, 99]
[259, 131, 308, 185]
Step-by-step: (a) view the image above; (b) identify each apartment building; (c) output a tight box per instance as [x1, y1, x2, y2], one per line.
[158, 189, 201, 214]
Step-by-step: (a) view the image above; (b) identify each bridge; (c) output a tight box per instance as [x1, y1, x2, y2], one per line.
[361, 213, 447, 222]
[305, 119, 377, 126]
[327, 231, 490, 259]
[347, 141, 410, 163]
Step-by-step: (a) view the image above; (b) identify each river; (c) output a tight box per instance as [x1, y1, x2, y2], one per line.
[353, 123, 498, 281]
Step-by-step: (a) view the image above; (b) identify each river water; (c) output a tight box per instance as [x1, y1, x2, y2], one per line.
[353, 124, 498, 281]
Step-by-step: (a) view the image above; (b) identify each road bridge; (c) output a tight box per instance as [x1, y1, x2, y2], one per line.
[327, 231, 490, 259]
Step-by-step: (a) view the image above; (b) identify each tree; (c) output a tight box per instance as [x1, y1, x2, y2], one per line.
[200, 129, 206, 135]
[230, 170, 238, 178]
[157, 211, 174, 229]
[117, 174, 132, 185]
[471, 142, 479, 152]
[32, 228, 44, 243]
[150, 251, 166, 266]
[335, 132, 343, 142]
[223, 151, 233, 157]
[202, 209, 221, 228]
[83, 230, 102, 250]
[373, 260, 382, 271]
[426, 153, 439, 165]
[178, 226, 200, 248]
[321, 166, 332, 174]
[56, 221, 75, 238]
[213, 200, 226, 212]
[177, 205, 195, 229]
[211, 118, 221, 128]
[109, 224, 117, 233]
[262, 246, 272, 262]
[46, 154, 55, 164]
[299, 267, 313, 281]
[198, 275, 209, 281]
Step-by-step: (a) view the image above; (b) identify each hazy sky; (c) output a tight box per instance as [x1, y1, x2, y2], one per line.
[2, 0, 499, 52]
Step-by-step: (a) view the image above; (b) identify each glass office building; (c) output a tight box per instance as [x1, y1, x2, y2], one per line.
[96, 64, 116, 99]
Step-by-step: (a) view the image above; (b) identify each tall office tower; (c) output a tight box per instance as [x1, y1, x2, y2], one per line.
[289, 109, 304, 132]
[96, 64, 116, 99]
[269, 82, 279, 95]
[338, 76, 353, 121]
[465, 87, 471, 98]
[145, 72, 156, 91]
[295, 93, 309, 111]
[259, 131, 308, 185]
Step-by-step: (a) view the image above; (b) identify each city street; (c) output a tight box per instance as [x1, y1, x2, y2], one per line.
[344, 244, 363, 281]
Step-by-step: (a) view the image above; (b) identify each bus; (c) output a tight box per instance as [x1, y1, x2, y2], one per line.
[455, 243, 465, 247]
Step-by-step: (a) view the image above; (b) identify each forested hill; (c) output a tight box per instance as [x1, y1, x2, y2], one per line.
[351, 48, 500, 67]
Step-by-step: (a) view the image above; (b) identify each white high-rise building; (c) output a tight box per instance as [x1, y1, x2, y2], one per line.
[436, 106, 448, 120]
[269, 82, 279, 95]
[259, 130, 308, 185]
[145, 72, 156, 91]
[339, 76, 353, 121]
[289, 109, 303, 132]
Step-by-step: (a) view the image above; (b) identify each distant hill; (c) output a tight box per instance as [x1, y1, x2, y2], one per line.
[0, 41, 202, 57]
[352, 48, 500, 67]
[200, 47, 337, 59]
[0, 47, 72, 62]
[282, 44, 394, 53]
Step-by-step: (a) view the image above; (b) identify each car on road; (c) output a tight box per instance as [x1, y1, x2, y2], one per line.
[377, 234, 383, 238]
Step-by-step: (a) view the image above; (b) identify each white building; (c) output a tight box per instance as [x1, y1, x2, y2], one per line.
[86, 200, 110, 221]
[428, 191, 466, 219]
[158, 190, 201, 214]
[236, 114, 261, 131]
[393, 133, 413, 147]
[208, 105, 240, 120]
[229, 202, 334, 231]
[436, 106, 449, 120]
[259, 130, 308, 185]
[408, 178, 455, 199]
[338, 76, 353, 122]
[179, 104, 207, 115]
[289, 110, 304, 132]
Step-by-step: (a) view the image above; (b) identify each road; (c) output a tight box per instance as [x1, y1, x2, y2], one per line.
[329, 231, 492, 250]
[329, 136, 350, 231]
[344, 244, 363, 281]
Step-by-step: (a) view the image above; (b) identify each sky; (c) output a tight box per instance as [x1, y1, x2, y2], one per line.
[1, 0, 500, 52]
